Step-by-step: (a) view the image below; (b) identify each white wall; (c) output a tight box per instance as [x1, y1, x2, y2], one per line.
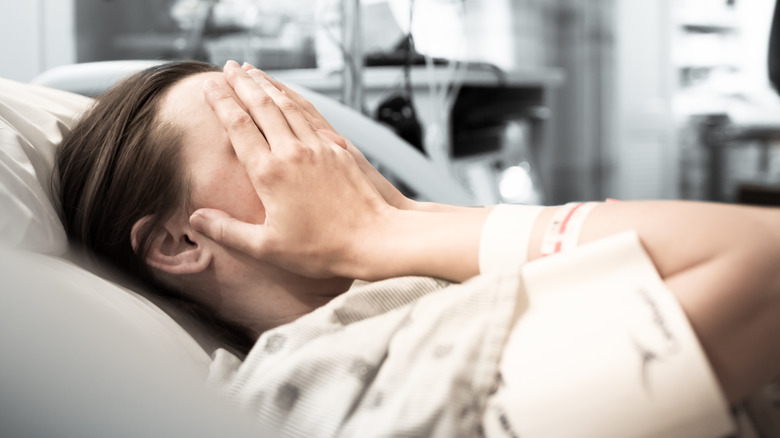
[0, 0, 74, 83]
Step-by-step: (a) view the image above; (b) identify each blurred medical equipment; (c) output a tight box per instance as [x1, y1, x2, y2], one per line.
[162, 0, 550, 205]
[169, 0, 317, 69]
[676, 0, 780, 204]
[4, 56, 775, 438]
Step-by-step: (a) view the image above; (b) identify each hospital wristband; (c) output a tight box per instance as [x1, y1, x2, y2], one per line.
[479, 204, 546, 274]
[539, 202, 599, 257]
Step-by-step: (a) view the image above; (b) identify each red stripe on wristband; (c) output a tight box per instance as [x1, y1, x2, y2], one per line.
[553, 202, 584, 254]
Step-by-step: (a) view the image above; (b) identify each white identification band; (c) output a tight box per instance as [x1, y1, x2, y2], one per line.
[479, 204, 545, 274]
[560, 201, 597, 252]
[539, 202, 599, 257]
[483, 231, 734, 438]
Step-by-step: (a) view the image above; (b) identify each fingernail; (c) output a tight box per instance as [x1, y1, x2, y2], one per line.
[242, 62, 252, 69]
[225, 60, 240, 69]
[203, 79, 219, 89]
[189, 212, 205, 230]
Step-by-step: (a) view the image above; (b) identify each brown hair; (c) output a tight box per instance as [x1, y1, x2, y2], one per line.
[57, 61, 219, 279]
[56, 61, 253, 352]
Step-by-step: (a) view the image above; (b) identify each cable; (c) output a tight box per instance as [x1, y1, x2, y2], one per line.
[315, 0, 361, 109]
[443, 0, 468, 113]
[403, 0, 415, 104]
[417, 0, 469, 170]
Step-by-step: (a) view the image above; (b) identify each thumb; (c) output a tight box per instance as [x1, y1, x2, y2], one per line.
[189, 208, 267, 256]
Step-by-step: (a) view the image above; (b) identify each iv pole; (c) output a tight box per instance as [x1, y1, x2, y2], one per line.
[341, 0, 364, 112]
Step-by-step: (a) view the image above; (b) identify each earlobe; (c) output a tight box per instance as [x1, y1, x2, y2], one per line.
[131, 215, 212, 275]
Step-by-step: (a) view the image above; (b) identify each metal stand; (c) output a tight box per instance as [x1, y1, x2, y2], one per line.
[341, 0, 364, 112]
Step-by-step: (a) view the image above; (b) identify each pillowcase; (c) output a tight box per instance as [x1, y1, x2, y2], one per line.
[0, 77, 217, 365]
[0, 247, 257, 436]
[0, 77, 92, 254]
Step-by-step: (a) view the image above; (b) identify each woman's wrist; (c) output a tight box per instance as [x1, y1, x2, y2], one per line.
[348, 206, 494, 282]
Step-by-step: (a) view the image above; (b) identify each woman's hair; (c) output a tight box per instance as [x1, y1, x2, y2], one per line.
[56, 61, 253, 352]
[57, 61, 218, 279]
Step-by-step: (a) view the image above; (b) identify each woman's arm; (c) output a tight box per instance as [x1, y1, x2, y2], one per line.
[191, 61, 780, 403]
[564, 201, 780, 404]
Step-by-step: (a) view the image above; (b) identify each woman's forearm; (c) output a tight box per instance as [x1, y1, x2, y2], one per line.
[564, 201, 780, 403]
[358, 200, 780, 283]
[530, 201, 780, 278]
[355, 200, 780, 403]
[354, 200, 780, 288]
[553, 201, 780, 402]
[350, 206, 495, 282]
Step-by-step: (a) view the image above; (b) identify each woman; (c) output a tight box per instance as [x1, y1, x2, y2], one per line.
[57, 60, 779, 437]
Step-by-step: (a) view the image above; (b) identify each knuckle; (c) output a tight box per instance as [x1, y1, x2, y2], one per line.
[256, 157, 281, 183]
[227, 111, 254, 130]
[278, 99, 299, 113]
[264, 154, 280, 167]
[214, 221, 228, 243]
[289, 144, 312, 162]
[258, 169, 280, 186]
[244, 154, 263, 172]
[254, 93, 275, 107]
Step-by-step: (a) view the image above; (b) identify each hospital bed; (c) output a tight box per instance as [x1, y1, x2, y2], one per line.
[0, 60, 472, 437]
[1, 61, 775, 437]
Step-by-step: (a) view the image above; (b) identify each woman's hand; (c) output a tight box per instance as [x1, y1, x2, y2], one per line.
[239, 63, 416, 211]
[191, 60, 490, 283]
[190, 61, 397, 279]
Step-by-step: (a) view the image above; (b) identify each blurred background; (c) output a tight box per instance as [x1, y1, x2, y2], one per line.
[3, 0, 780, 206]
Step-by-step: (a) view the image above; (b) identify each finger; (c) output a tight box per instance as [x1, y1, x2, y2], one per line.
[241, 63, 320, 128]
[189, 208, 269, 257]
[203, 78, 269, 170]
[240, 63, 336, 133]
[246, 67, 337, 133]
[223, 60, 297, 149]
[245, 69, 321, 146]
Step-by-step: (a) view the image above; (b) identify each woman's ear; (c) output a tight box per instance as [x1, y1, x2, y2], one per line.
[131, 214, 212, 275]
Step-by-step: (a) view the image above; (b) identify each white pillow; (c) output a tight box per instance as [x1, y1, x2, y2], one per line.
[0, 77, 216, 365]
[0, 248, 256, 436]
[2, 248, 212, 367]
[0, 77, 91, 254]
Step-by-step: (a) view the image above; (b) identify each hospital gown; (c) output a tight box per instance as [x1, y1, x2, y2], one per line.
[207, 205, 734, 438]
